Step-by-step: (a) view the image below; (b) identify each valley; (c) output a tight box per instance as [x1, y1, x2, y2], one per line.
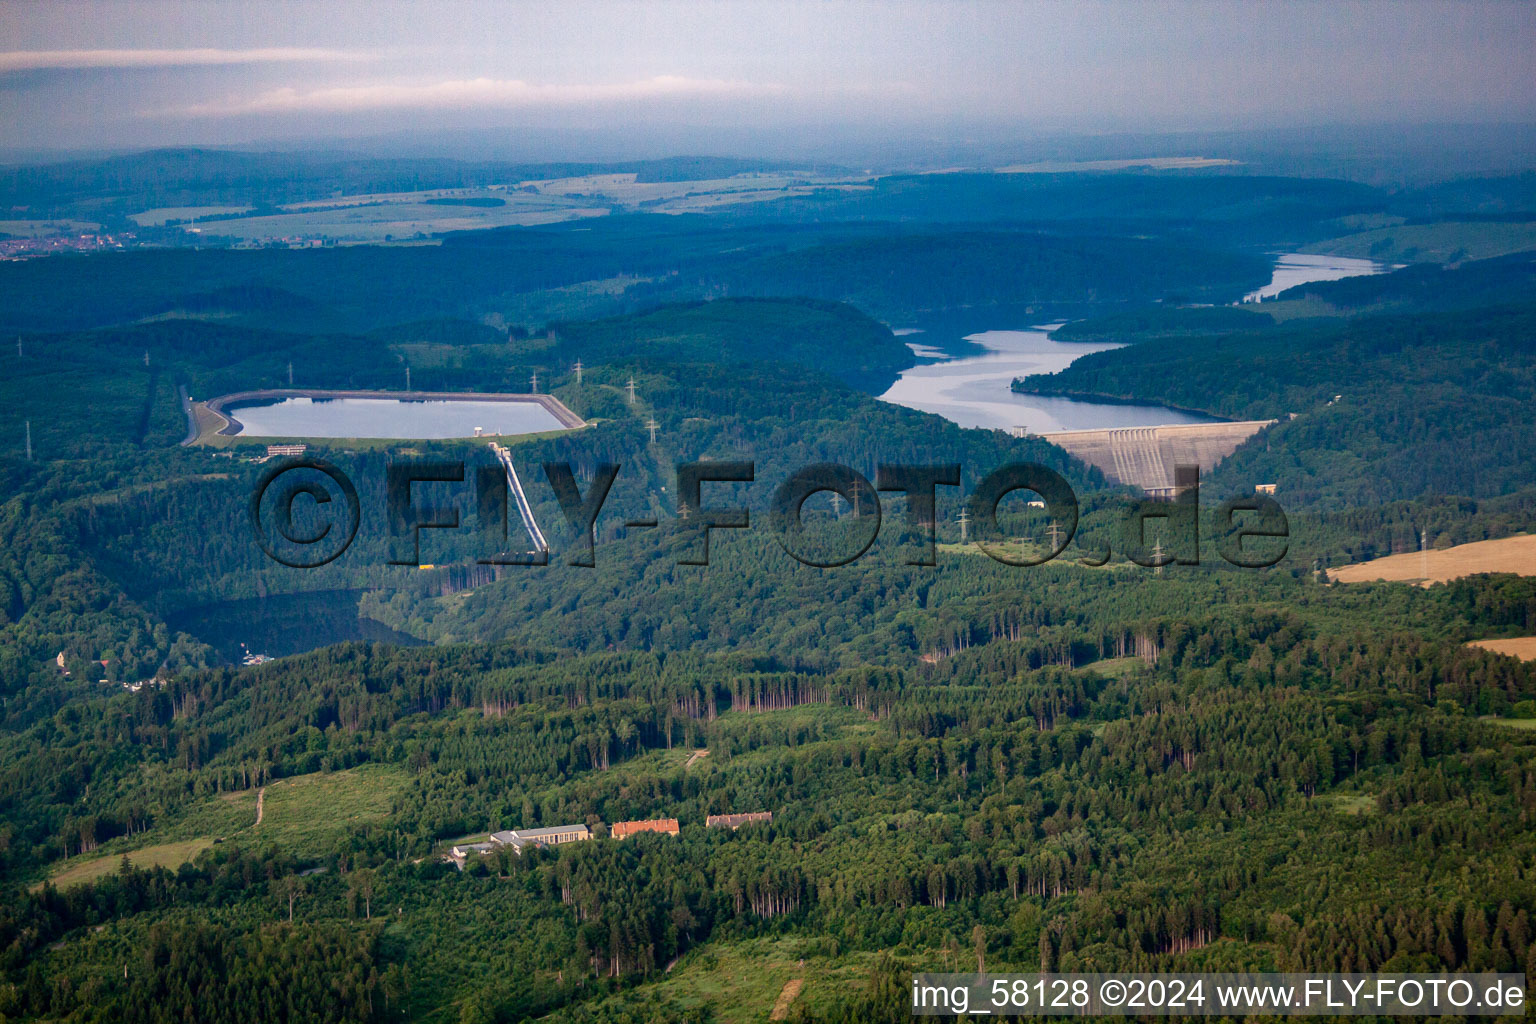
[1, 126, 1534, 1024]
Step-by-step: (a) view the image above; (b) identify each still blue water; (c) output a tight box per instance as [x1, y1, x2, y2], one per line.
[229, 397, 566, 439]
[878, 324, 1217, 432]
[1241, 252, 1386, 302]
[879, 253, 1389, 432]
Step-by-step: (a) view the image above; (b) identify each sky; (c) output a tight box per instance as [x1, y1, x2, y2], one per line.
[1, 0, 1533, 157]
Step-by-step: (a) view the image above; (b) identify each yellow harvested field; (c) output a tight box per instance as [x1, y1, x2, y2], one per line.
[1467, 637, 1536, 661]
[1330, 534, 1536, 585]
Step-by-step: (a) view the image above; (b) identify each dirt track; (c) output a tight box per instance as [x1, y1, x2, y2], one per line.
[770, 979, 804, 1021]
[1330, 534, 1536, 585]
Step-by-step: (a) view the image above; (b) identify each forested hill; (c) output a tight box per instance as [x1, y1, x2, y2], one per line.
[623, 232, 1270, 318]
[735, 172, 1386, 244]
[1272, 250, 1536, 314]
[2, 578, 1534, 1021]
[0, 219, 1269, 334]
[1047, 304, 1275, 343]
[549, 299, 912, 391]
[1017, 303, 1536, 507]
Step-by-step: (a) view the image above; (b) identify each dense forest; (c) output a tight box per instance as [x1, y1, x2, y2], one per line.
[1047, 305, 1275, 343]
[3, 583, 1535, 1021]
[1, 159, 1534, 1022]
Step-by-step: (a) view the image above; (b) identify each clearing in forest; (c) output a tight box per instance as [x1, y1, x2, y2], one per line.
[248, 765, 403, 855]
[40, 839, 215, 891]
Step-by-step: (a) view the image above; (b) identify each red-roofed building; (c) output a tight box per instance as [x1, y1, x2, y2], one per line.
[705, 812, 772, 830]
[610, 818, 680, 839]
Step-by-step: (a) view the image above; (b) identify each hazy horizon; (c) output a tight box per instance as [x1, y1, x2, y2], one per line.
[3, 0, 1533, 160]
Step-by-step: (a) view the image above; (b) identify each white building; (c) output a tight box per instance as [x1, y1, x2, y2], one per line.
[489, 824, 591, 854]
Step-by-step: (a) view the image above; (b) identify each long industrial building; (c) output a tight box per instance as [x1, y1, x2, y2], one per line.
[489, 824, 591, 853]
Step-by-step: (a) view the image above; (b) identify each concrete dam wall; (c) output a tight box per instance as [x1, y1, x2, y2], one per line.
[1040, 420, 1275, 494]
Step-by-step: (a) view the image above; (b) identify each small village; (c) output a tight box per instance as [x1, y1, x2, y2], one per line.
[448, 812, 772, 867]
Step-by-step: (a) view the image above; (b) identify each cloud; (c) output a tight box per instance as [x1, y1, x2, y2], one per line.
[171, 75, 785, 116]
[0, 48, 367, 73]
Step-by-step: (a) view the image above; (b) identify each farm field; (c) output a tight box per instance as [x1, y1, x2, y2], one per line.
[1468, 636, 1536, 661]
[129, 205, 253, 226]
[133, 172, 873, 243]
[195, 201, 607, 241]
[513, 170, 871, 212]
[1329, 533, 1536, 585]
[1301, 220, 1536, 264]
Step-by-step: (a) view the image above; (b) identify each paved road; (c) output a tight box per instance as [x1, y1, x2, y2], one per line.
[178, 385, 198, 446]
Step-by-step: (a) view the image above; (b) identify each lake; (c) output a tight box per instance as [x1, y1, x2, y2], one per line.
[1241, 252, 1387, 302]
[166, 589, 423, 664]
[879, 252, 1390, 431]
[226, 396, 568, 439]
[878, 323, 1219, 432]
